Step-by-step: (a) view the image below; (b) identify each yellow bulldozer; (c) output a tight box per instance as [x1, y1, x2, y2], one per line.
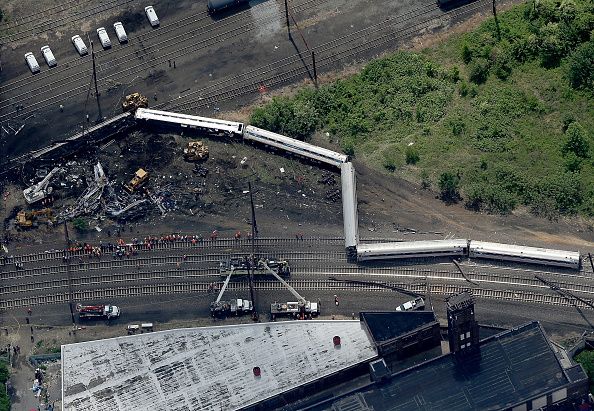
[183, 141, 209, 161]
[16, 208, 53, 228]
[124, 169, 149, 193]
[122, 93, 148, 112]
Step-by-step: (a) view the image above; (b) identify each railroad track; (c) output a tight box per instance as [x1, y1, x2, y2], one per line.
[168, 0, 490, 112]
[4, 237, 355, 265]
[2, 279, 591, 310]
[1, 250, 347, 280]
[0, 0, 322, 121]
[0, 0, 141, 42]
[0, 7, 213, 93]
[169, 0, 441, 111]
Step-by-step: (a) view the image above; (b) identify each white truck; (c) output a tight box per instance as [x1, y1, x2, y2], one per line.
[77, 304, 121, 320]
[395, 297, 425, 312]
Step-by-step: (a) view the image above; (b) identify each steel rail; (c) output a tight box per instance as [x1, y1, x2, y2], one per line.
[2, 280, 590, 310]
[0, 0, 321, 120]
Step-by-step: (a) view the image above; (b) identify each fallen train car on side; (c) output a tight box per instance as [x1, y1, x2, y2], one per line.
[468, 241, 581, 269]
[243, 125, 348, 168]
[357, 239, 469, 261]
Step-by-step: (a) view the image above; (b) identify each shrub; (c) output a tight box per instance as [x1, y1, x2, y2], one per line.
[563, 122, 590, 158]
[468, 58, 490, 84]
[575, 349, 594, 394]
[566, 40, 594, 90]
[0, 361, 9, 411]
[438, 172, 461, 202]
[459, 80, 469, 97]
[461, 43, 473, 64]
[405, 147, 420, 165]
[250, 97, 318, 141]
[383, 157, 397, 172]
[420, 170, 431, 189]
[72, 217, 88, 232]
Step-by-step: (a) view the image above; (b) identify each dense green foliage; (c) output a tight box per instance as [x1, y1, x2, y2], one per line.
[72, 217, 88, 232]
[0, 361, 9, 411]
[575, 349, 594, 394]
[250, 0, 594, 217]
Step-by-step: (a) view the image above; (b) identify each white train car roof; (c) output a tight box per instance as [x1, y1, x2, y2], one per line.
[469, 241, 580, 266]
[244, 126, 348, 167]
[135, 108, 244, 134]
[341, 162, 358, 249]
[357, 239, 468, 255]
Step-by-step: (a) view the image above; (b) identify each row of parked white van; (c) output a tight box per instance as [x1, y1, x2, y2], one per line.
[23, 6, 160, 74]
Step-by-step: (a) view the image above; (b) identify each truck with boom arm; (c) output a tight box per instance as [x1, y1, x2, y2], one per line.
[77, 304, 121, 320]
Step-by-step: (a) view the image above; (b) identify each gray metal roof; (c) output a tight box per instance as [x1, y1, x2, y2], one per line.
[61, 320, 377, 411]
[305, 321, 578, 411]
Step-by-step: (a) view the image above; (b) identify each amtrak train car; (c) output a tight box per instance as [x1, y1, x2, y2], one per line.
[357, 239, 469, 262]
[341, 162, 358, 254]
[134, 108, 244, 136]
[468, 241, 581, 269]
[243, 125, 348, 168]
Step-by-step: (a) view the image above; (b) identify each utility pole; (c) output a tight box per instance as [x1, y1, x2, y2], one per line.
[285, 1, 318, 86]
[248, 182, 259, 321]
[88, 37, 103, 122]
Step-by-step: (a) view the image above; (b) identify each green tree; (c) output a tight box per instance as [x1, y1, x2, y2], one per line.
[0, 361, 9, 411]
[438, 172, 461, 202]
[72, 217, 88, 232]
[575, 349, 594, 394]
[566, 40, 594, 90]
[405, 147, 420, 165]
[563, 122, 590, 158]
[468, 58, 490, 84]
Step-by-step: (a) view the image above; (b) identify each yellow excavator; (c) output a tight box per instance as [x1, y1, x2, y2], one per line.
[124, 169, 149, 193]
[122, 93, 148, 112]
[16, 209, 53, 228]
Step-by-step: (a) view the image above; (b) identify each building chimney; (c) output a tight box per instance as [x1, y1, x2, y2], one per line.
[446, 291, 479, 355]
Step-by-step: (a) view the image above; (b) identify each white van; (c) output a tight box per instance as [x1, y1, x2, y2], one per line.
[97, 27, 112, 49]
[145, 6, 159, 27]
[24, 52, 40, 74]
[71, 35, 88, 56]
[40, 46, 57, 67]
[113, 22, 128, 43]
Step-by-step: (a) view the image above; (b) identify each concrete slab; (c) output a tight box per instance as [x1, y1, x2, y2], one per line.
[61, 320, 377, 410]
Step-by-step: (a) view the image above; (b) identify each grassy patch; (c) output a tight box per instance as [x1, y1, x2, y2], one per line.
[250, 0, 594, 217]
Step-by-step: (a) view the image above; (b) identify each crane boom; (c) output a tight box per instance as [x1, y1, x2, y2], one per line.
[261, 261, 306, 304]
[215, 268, 234, 303]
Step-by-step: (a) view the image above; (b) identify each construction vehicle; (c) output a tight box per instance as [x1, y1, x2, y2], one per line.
[122, 92, 148, 112]
[76, 304, 121, 320]
[219, 257, 290, 278]
[183, 141, 209, 161]
[23, 167, 63, 204]
[395, 297, 425, 312]
[210, 266, 254, 317]
[16, 208, 53, 228]
[260, 261, 320, 320]
[124, 169, 148, 193]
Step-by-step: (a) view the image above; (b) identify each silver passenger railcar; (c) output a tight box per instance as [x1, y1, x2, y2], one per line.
[341, 162, 359, 252]
[357, 239, 469, 262]
[468, 241, 581, 269]
[134, 108, 244, 136]
[243, 126, 348, 168]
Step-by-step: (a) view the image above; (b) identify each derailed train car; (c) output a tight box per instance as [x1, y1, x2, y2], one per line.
[341, 162, 358, 255]
[357, 239, 469, 261]
[243, 125, 349, 168]
[469, 241, 581, 269]
[134, 108, 244, 136]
